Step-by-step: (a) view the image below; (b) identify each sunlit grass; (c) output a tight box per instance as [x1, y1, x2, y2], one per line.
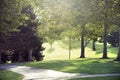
[21, 41, 120, 77]
[42, 41, 118, 61]
[0, 69, 24, 80]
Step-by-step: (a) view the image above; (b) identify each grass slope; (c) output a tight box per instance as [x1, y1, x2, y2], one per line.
[0, 69, 24, 80]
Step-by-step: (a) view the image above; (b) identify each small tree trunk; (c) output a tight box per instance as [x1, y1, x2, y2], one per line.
[92, 39, 96, 51]
[28, 49, 33, 61]
[115, 29, 120, 61]
[18, 51, 23, 62]
[69, 36, 72, 60]
[80, 24, 85, 58]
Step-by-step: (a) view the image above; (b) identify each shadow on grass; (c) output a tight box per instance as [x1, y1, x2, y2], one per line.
[22, 58, 120, 74]
[69, 59, 120, 74]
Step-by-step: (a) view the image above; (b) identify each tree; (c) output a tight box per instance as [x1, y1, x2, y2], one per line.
[71, 0, 97, 58]
[85, 22, 103, 51]
[0, 0, 33, 63]
[18, 5, 43, 61]
[102, 0, 109, 59]
[0, 1, 44, 63]
[92, 0, 118, 59]
[38, 0, 76, 53]
[90, 0, 108, 58]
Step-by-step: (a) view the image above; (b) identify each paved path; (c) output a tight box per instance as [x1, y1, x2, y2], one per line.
[0, 64, 120, 80]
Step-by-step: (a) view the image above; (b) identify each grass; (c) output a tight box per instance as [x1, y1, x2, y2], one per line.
[21, 41, 120, 74]
[69, 76, 120, 80]
[0, 69, 24, 80]
[21, 58, 120, 74]
[42, 41, 118, 60]
[0, 41, 119, 80]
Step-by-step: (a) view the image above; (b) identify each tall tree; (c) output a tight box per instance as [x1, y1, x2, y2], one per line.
[0, 0, 44, 63]
[72, 0, 96, 58]
[19, 5, 42, 61]
[0, 0, 32, 63]
[93, 0, 118, 58]
[102, 0, 109, 59]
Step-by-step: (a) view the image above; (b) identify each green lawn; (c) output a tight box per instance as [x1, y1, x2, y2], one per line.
[22, 58, 120, 74]
[0, 41, 120, 80]
[42, 41, 118, 61]
[69, 76, 120, 80]
[21, 41, 120, 74]
[0, 69, 24, 80]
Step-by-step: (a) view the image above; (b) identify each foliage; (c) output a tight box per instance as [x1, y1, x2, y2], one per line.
[0, 4, 42, 50]
[0, 2, 44, 63]
[33, 0, 120, 59]
[0, 0, 34, 33]
[18, 5, 42, 50]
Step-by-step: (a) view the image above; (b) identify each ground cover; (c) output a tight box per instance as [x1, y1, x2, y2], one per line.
[69, 76, 120, 80]
[22, 58, 120, 74]
[0, 69, 24, 80]
[42, 41, 118, 61]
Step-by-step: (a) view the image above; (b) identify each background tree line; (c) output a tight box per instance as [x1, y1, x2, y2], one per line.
[37, 0, 120, 61]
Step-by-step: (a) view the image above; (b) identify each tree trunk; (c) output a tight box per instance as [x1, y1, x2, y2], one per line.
[102, 19, 108, 59]
[28, 49, 33, 61]
[115, 29, 120, 61]
[80, 24, 85, 58]
[92, 39, 96, 51]
[102, 0, 108, 59]
[69, 36, 72, 60]
[18, 51, 23, 62]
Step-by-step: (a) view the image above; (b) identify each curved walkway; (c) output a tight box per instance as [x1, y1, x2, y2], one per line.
[0, 64, 120, 80]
